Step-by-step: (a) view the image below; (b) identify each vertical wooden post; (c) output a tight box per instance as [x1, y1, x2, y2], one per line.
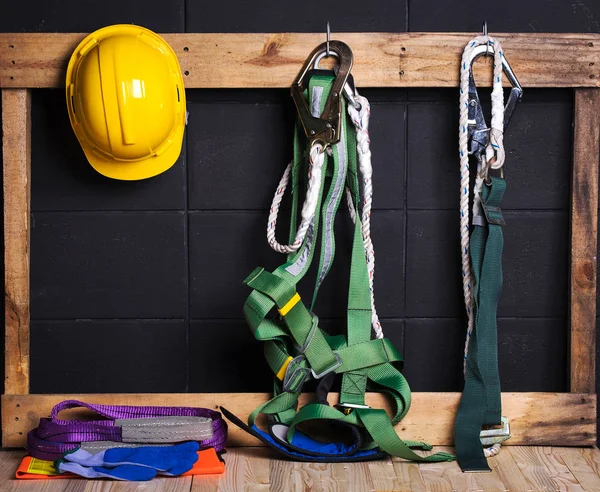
[3, 89, 32, 395]
[570, 88, 600, 394]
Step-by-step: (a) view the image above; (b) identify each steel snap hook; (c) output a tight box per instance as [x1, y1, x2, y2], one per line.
[291, 40, 354, 148]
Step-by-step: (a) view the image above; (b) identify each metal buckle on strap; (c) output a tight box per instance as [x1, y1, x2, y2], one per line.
[336, 402, 370, 416]
[311, 353, 342, 379]
[481, 200, 506, 226]
[282, 355, 311, 393]
[480, 417, 511, 446]
[294, 314, 320, 354]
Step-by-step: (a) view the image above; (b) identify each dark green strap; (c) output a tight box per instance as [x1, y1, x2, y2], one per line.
[455, 176, 506, 472]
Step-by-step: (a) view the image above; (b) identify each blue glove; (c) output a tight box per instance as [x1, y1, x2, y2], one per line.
[56, 462, 158, 481]
[57, 441, 200, 480]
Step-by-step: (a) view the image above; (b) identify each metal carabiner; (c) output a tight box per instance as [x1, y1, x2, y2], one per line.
[466, 31, 523, 162]
[467, 40, 523, 131]
[290, 40, 354, 150]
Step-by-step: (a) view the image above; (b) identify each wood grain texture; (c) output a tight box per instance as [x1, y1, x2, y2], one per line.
[368, 458, 402, 491]
[556, 447, 600, 492]
[488, 443, 533, 491]
[295, 461, 331, 492]
[570, 88, 600, 394]
[1, 32, 599, 88]
[415, 447, 454, 492]
[391, 458, 428, 492]
[2, 448, 600, 491]
[104, 477, 193, 492]
[509, 446, 584, 492]
[3, 392, 595, 448]
[579, 446, 600, 476]
[2, 89, 31, 396]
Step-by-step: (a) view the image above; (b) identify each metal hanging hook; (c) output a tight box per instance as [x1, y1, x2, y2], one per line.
[482, 21, 490, 55]
[326, 21, 331, 57]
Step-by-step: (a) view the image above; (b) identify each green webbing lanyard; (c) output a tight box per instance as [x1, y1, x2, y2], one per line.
[242, 73, 454, 463]
[455, 177, 506, 472]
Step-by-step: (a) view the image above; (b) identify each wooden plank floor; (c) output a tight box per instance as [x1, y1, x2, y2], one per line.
[2, 446, 600, 491]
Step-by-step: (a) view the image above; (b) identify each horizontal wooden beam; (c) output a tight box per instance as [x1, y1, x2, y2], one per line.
[3, 392, 595, 448]
[1, 33, 599, 89]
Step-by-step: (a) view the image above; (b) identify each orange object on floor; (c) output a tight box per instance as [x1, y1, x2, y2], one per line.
[16, 456, 75, 479]
[16, 448, 225, 479]
[182, 448, 226, 476]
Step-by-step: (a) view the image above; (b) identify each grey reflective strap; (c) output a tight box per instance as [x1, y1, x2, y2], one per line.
[286, 222, 314, 276]
[80, 441, 170, 453]
[315, 114, 348, 292]
[286, 85, 325, 278]
[114, 416, 213, 443]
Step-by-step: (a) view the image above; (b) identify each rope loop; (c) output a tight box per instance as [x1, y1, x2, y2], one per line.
[267, 143, 325, 254]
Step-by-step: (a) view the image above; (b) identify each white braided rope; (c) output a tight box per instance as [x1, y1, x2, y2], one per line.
[483, 443, 501, 458]
[346, 95, 383, 339]
[459, 36, 506, 369]
[459, 36, 506, 459]
[267, 143, 325, 254]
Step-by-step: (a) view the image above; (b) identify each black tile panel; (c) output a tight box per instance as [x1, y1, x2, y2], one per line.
[365, 100, 405, 210]
[403, 317, 567, 392]
[187, 97, 293, 211]
[189, 320, 271, 392]
[189, 211, 281, 319]
[31, 212, 187, 319]
[497, 318, 567, 392]
[405, 211, 463, 317]
[0, 0, 184, 32]
[406, 211, 568, 318]
[409, 0, 600, 32]
[31, 91, 186, 212]
[186, 1, 406, 33]
[407, 101, 571, 210]
[407, 88, 572, 104]
[30, 320, 187, 393]
[403, 318, 465, 391]
[501, 211, 568, 317]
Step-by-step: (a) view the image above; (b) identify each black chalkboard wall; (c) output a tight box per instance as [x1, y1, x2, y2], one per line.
[1, 1, 599, 418]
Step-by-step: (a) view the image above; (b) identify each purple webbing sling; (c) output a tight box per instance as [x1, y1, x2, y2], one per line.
[27, 400, 228, 461]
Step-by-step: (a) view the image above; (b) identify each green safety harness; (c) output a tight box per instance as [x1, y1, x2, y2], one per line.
[222, 41, 453, 463]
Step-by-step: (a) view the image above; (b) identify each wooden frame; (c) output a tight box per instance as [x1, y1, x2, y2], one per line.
[1, 32, 599, 448]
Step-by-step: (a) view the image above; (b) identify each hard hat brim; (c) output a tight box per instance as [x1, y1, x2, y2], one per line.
[81, 128, 184, 180]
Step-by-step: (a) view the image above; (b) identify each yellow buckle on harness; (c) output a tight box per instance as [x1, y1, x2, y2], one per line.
[276, 356, 293, 381]
[279, 293, 301, 316]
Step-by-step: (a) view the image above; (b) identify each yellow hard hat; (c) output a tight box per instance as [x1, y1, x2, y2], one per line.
[66, 24, 186, 180]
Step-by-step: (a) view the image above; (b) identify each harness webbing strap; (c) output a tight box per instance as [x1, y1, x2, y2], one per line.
[455, 177, 506, 472]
